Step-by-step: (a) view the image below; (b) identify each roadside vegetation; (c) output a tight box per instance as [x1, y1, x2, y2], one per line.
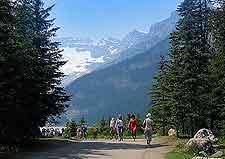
[0, 0, 69, 151]
[150, 0, 225, 158]
[61, 115, 145, 140]
[166, 138, 194, 159]
[165, 136, 225, 159]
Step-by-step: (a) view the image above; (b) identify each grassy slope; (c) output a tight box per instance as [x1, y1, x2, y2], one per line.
[166, 151, 193, 159]
[165, 138, 194, 159]
[166, 136, 225, 159]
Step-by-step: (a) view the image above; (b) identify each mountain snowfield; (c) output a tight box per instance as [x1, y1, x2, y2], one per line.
[61, 47, 105, 86]
[59, 37, 123, 75]
[59, 37, 124, 86]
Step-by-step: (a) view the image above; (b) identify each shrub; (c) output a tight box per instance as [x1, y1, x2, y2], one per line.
[63, 121, 77, 139]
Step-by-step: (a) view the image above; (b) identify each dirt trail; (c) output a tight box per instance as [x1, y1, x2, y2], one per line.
[1, 138, 173, 159]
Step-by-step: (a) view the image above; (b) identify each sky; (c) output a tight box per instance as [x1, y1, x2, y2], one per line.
[46, 0, 183, 40]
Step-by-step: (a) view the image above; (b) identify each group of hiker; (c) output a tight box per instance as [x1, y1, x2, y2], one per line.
[40, 113, 154, 145]
[76, 124, 88, 139]
[109, 113, 153, 145]
[41, 127, 64, 137]
[40, 124, 88, 140]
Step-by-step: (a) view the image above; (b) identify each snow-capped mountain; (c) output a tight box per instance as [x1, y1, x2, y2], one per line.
[59, 37, 126, 86]
[56, 11, 180, 124]
[60, 11, 179, 86]
[59, 32, 149, 86]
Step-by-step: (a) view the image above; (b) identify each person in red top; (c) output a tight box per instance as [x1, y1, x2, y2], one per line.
[128, 114, 138, 141]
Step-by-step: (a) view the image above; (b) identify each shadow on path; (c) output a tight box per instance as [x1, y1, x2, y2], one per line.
[0, 139, 169, 159]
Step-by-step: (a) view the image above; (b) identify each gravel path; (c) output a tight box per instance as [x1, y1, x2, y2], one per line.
[1, 138, 173, 159]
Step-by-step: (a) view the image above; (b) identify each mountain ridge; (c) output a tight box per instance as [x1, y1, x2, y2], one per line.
[62, 37, 170, 125]
[60, 11, 179, 86]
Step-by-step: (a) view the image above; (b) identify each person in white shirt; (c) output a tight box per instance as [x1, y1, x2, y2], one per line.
[142, 113, 154, 145]
[109, 118, 117, 140]
[116, 115, 124, 141]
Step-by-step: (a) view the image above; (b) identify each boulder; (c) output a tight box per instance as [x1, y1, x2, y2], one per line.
[186, 129, 218, 153]
[194, 129, 218, 143]
[210, 151, 224, 158]
[168, 128, 177, 136]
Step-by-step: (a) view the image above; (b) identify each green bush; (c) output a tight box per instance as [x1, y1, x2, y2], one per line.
[96, 117, 110, 137]
[63, 121, 77, 139]
[87, 127, 98, 139]
[166, 138, 194, 159]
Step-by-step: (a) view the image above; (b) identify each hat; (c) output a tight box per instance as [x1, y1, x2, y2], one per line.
[146, 113, 151, 118]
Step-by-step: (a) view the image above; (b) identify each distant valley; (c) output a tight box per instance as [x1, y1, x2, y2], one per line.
[57, 12, 179, 125]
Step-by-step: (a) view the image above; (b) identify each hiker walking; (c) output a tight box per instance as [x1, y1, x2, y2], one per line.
[116, 115, 124, 141]
[76, 127, 83, 139]
[142, 113, 153, 145]
[110, 118, 117, 140]
[81, 124, 88, 139]
[128, 114, 138, 141]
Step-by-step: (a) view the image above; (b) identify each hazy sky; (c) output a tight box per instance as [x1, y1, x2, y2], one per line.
[46, 0, 183, 39]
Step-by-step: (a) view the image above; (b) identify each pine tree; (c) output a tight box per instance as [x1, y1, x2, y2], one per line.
[166, 31, 188, 137]
[0, 0, 15, 114]
[97, 117, 109, 136]
[0, 0, 35, 144]
[209, 0, 225, 133]
[27, 0, 70, 128]
[0, 0, 69, 145]
[70, 121, 77, 137]
[13, 0, 69, 132]
[150, 55, 172, 136]
[79, 116, 86, 126]
[63, 121, 77, 138]
[0, 0, 28, 144]
[14, 0, 41, 139]
[166, 0, 212, 136]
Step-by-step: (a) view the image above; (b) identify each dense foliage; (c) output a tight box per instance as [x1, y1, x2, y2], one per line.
[63, 121, 77, 139]
[150, 0, 225, 137]
[150, 56, 172, 136]
[0, 0, 69, 146]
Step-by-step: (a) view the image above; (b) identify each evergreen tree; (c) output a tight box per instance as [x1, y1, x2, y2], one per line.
[0, 0, 69, 145]
[26, 0, 70, 128]
[209, 0, 225, 133]
[79, 116, 86, 126]
[13, 0, 69, 132]
[168, 0, 212, 135]
[97, 117, 109, 136]
[171, 0, 211, 135]
[14, 0, 41, 139]
[0, 0, 29, 144]
[150, 55, 172, 136]
[63, 120, 77, 138]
